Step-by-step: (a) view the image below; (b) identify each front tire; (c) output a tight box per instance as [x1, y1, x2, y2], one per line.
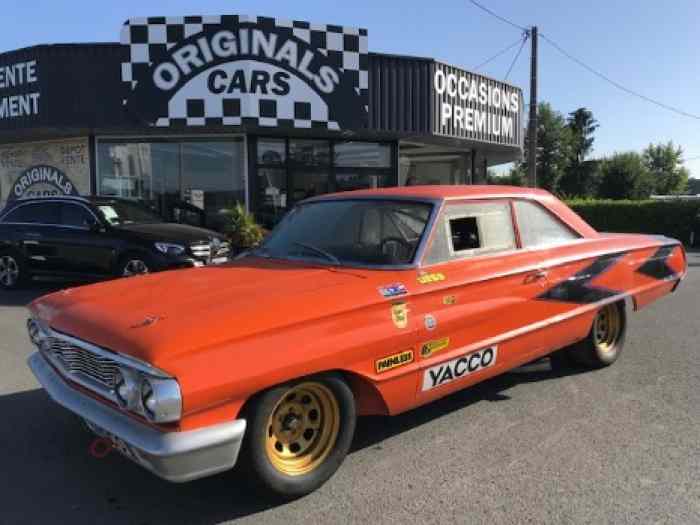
[569, 302, 626, 368]
[244, 374, 356, 498]
[117, 254, 152, 277]
[0, 250, 28, 289]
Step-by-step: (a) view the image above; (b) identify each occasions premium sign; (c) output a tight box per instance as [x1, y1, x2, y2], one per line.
[121, 15, 369, 130]
[433, 62, 523, 146]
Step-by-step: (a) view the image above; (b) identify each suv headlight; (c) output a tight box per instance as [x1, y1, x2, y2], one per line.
[154, 242, 186, 256]
[140, 377, 182, 423]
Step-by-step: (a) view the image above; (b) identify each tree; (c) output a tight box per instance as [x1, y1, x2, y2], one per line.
[598, 152, 655, 200]
[488, 165, 525, 186]
[567, 108, 599, 164]
[642, 141, 689, 195]
[559, 108, 600, 197]
[522, 102, 573, 192]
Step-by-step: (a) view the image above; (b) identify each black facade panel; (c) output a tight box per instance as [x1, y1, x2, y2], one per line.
[367, 53, 432, 134]
[0, 44, 129, 134]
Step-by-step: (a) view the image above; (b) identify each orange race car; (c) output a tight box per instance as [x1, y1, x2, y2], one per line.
[26, 186, 687, 497]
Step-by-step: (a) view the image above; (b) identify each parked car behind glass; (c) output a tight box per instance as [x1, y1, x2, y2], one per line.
[0, 196, 230, 289]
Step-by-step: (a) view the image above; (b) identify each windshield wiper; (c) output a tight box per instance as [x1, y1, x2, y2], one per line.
[292, 242, 340, 265]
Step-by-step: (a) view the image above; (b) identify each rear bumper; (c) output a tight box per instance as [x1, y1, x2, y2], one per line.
[28, 352, 246, 482]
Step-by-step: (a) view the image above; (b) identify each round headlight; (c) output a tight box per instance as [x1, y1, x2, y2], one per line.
[140, 377, 182, 423]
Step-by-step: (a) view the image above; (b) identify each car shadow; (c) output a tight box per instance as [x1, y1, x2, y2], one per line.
[1, 356, 587, 524]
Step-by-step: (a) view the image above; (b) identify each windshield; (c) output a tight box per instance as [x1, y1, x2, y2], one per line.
[97, 201, 164, 225]
[258, 199, 433, 266]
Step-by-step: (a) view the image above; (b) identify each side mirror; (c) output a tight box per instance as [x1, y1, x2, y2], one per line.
[89, 221, 104, 233]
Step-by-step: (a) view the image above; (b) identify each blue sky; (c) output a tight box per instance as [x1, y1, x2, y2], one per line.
[3, 0, 699, 178]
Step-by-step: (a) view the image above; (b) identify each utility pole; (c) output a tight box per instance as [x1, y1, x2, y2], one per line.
[528, 26, 538, 187]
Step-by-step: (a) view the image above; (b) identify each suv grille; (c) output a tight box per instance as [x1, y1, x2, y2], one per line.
[190, 240, 230, 262]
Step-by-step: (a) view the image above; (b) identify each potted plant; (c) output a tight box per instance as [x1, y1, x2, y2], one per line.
[222, 202, 265, 255]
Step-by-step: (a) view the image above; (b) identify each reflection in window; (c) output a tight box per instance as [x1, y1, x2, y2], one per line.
[336, 172, 392, 192]
[514, 200, 579, 248]
[335, 142, 391, 167]
[289, 140, 330, 165]
[257, 167, 287, 229]
[257, 139, 286, 164]
[292, 171, 329, 202]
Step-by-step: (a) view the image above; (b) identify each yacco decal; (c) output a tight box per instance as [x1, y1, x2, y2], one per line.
[538, 253, 625, 304]
[120, 15, 368, 130]
[422, 346, 497, 391]
[636, 245, 678, 281]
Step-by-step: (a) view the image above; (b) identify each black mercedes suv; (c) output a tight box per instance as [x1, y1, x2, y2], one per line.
[0, 196, 230, 289]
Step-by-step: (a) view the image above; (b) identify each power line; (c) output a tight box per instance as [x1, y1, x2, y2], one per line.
[473, 37, 526, 71]
[467, 0, 527, 32]
[505, 33, 528, 80]
[540, 33, 700, 121]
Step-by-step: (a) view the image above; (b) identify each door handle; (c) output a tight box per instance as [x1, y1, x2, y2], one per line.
[24, 232, 43, 238]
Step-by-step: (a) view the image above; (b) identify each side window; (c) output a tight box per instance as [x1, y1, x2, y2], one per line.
[424, 201, 516, 264]
[1, 203, 60, 224]
[514, 200, 579, 248]
[60, 203, 96, 228]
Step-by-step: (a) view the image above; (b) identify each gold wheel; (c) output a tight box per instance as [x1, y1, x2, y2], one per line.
[593, 304, 621, 353]
[265, 382, 340, 476]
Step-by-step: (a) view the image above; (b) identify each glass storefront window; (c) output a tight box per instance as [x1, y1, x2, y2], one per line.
[289, 140, 330, 165]
[336, 172, 392, 192]
[334, 142, 391, 168]
[257, 167, 287, 229]
[257, 139, 286, 165]
[97, 139, 244, 232]
[291, 170, 330, 202]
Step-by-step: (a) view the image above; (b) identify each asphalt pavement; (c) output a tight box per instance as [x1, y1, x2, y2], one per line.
[1, 252, 699, 524]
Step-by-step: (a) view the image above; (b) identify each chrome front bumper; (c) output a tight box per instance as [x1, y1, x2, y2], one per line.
[28, 352, 246, 482]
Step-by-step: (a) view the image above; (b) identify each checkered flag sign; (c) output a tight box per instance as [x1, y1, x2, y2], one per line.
[120, 15, 368, 130]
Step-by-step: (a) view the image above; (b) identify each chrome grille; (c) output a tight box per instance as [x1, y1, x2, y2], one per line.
[44, 337, 120, 391]
[190, 242, 211, 259]
[190, 240, 230, 261]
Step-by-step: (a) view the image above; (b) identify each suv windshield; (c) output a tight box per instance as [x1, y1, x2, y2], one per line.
[258, 199, 433, 266]
[96, 201, 163, 225]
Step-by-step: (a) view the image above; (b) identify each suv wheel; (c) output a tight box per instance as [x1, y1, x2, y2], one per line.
[0, 251, 27, 289]
[119, 255, 151, 277]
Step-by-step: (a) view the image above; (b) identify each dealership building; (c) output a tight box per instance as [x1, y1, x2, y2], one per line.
[0, 14, 524, 229]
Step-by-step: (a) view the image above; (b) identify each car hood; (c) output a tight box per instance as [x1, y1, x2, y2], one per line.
[112, 222, 225, 243]
[30, 258, 382, 370]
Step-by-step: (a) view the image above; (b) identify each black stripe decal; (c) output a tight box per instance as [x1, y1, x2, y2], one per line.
[636, 245, 677, 280]
[538, 253, 625, 304]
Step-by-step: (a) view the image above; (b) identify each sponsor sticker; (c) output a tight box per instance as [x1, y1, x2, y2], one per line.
[375, 350, 414, 374]
[424, 314, 437, 331]
[420, 337, 450, 358]
[422, 346, 498, 391]
[391, 302, 409, 329]
[417, 272, 446, 285]
[443, 295, 457, 305]
[379, 283, 407, 298]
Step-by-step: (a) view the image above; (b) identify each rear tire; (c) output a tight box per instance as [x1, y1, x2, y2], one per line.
[243, 373, 356, 499]
[0, 249, 28, 289]
[568, 302, 626, 368]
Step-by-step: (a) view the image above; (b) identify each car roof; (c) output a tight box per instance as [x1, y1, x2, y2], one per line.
[305, 185, 553, 202]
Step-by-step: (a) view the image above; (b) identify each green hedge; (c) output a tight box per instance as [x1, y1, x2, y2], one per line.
[566, 199, 700, 245]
